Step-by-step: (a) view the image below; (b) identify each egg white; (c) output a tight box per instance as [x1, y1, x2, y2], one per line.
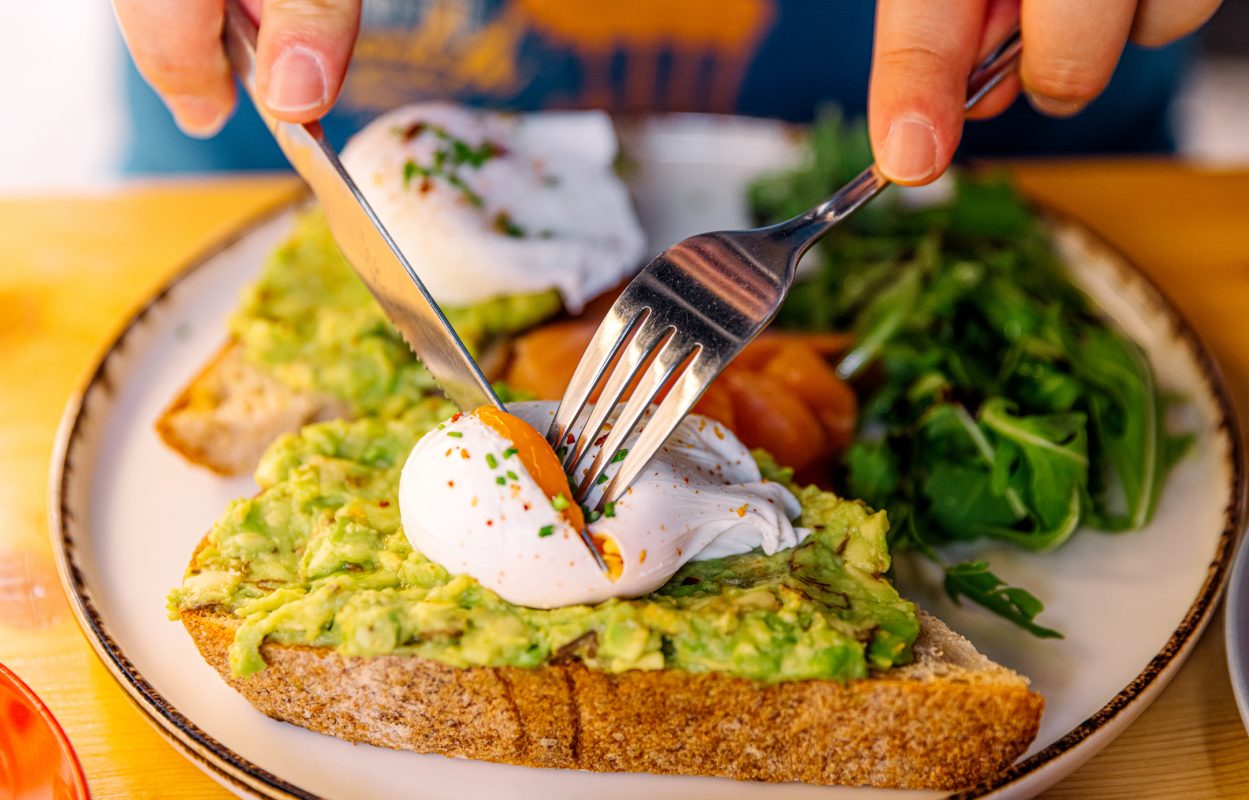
[340, 103, 647, 312]
[399, 401, 806, 608]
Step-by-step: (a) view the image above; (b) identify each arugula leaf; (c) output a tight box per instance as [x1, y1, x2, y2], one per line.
[917, 401, 1085, 552]
[845, 438, 901, 509]
[1069, 324, 1163, 530]
[979, 399, 1088, 530]
[943, 561, 1063, 638]
[837, 260, 923, 379]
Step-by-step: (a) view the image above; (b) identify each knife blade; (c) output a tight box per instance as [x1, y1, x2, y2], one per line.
[221, 0, 503, 413]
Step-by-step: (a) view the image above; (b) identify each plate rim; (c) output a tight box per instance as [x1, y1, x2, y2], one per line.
[48, 186, 314, 800]
[48, 178, 1246, 800]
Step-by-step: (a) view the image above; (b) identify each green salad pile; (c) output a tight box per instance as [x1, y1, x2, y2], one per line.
[750, 111, 1190, 636]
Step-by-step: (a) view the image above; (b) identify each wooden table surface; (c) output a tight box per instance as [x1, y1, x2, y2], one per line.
[2, 163, 1249, 798]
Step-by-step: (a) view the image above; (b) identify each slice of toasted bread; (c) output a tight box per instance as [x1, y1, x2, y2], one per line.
[155, 340, 349, 476]
[156, 339, 515, 476]
[180, 601, 1042, 790]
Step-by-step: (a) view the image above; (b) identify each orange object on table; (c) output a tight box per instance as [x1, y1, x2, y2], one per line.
[0, 662, 89, 799]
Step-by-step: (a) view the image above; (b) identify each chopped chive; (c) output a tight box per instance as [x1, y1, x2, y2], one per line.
[402, 159, 417, 188]
[503, 447, 518, 459]
[603, 502, 616, 518]
[446, 174, 484, 207]
[491, 211, 526, 238]
[506, 470, 519, 480]
[447, 431, 463, 438]
[437, 423, 446, 430]
[595, 473, 609, 485]
[486, 453, 499, 469]
[586, 509, 602, 524]
[551, 493, 570, 511]
[538, 525, 555, 538]
[556, 445, 568, 458]
[496, 476, 506, 485]
[610, 448, 629, 464]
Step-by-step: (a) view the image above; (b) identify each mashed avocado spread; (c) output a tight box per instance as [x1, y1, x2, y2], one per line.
[229, 212, 561, 417]
[169, 401, 919, 682]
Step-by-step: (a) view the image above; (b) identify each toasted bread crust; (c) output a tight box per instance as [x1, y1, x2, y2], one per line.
[181, 605, 1042, 790]
[156, 339, 514, 476]
[155, 340, 349, 476]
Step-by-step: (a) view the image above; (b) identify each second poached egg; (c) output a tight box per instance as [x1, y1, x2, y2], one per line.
[340, 103, 647, 312]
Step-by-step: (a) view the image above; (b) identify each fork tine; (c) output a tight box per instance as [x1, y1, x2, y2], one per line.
[602, 354, 716, 505]
[546, 308, 645, 450]
[563, 316, 673, 473]
[573, 334, 701, 502]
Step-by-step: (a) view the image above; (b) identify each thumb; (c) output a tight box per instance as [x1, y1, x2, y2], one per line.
[868, 0, 988, 185]
[254, 0, 362, 123]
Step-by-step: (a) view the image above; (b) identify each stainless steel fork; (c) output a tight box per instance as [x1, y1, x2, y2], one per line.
[550, 27, 1024, 518]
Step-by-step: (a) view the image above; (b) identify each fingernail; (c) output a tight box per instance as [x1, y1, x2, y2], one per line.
[169, 95, 228, 137]
[1027, 93, 1084, 118]
[266, 45, 327, 114]
[880, 115, 938, 184]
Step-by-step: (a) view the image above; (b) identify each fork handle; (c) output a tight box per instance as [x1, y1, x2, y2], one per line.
[772, 26, 1023, 248]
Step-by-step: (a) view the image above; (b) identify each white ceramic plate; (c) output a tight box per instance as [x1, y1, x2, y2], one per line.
[51, 116, 1245, 800]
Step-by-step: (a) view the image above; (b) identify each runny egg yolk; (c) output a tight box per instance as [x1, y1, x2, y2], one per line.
[590, 533, 624, 581]
[475, 405, 586, 531]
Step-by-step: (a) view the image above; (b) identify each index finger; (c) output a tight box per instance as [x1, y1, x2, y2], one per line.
[113, 0, 235, 136]
[1020, 0, 1136, 117]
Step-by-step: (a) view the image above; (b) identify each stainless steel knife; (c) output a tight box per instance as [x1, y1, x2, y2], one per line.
[221, 0, 503, 412]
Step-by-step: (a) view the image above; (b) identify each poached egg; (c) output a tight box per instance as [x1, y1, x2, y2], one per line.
[398, 401, 805, 608]
[340, 103, 647, 312]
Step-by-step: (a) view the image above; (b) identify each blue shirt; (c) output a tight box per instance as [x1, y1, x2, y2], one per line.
[122, 0, 1192, 173]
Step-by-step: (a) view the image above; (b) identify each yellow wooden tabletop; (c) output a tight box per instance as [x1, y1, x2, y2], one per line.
[2, 163, 1249, 799]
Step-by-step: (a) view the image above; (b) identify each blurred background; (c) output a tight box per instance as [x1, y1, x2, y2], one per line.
[2, 0, 1246, 192]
